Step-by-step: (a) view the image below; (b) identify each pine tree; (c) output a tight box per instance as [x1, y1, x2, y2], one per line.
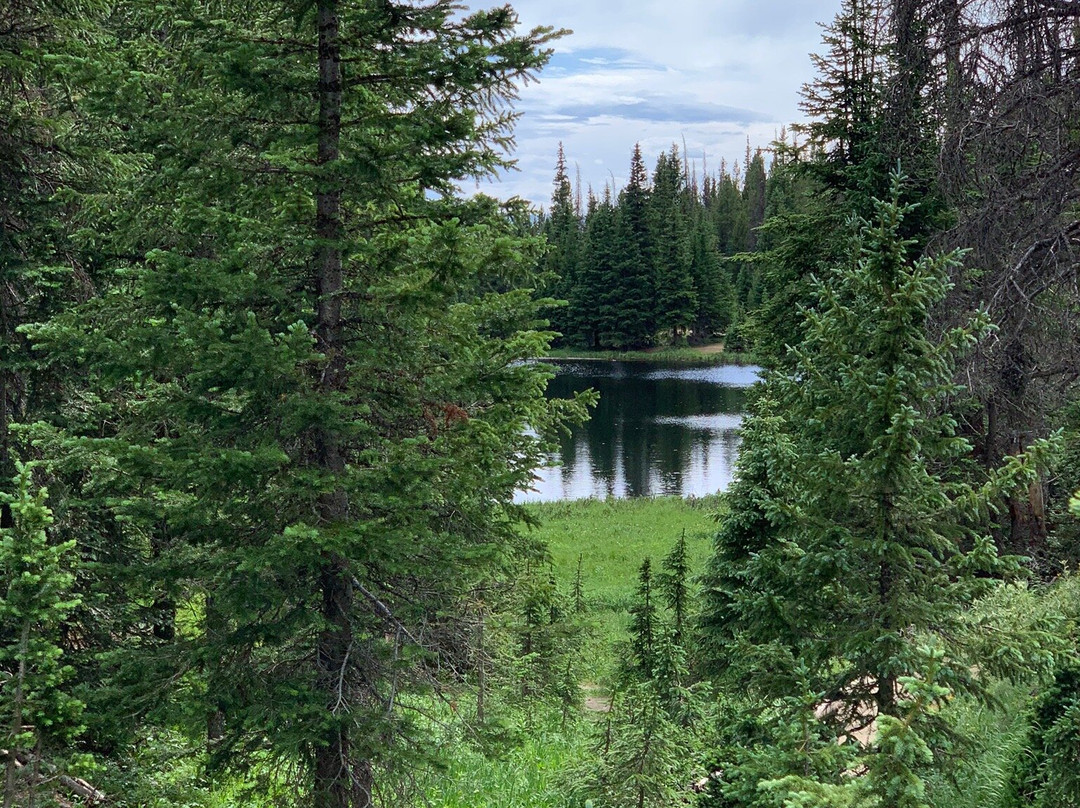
[27, 3, 574, 805]
[700, 176, 1056, 793]
[687, 208, 735, 341]
[1, 464, 83, 807]
[608, 144, 655, 348]
[578, 190, 617, 348]
[709, 163, 750, 257]
[0, 0, 114, 497]
[799, 0, 888, 187]
[743, 149, 768, 252]
[509, 563, 584, 717]
[628, 557, 658, 680]
[542, 143, 582, 342]
[659, 530, 691, 646]
[650, 148, 697, 345]
[574, 681, 699, 808]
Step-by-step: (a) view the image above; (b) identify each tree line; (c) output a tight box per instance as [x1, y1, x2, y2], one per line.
[536, 141, 775, 350]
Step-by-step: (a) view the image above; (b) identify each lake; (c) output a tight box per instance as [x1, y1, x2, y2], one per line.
[517, 359, 759, 502]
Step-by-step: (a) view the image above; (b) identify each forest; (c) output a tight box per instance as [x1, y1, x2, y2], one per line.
[3, 1, 1080, 808]
[535, 142, 770, 352]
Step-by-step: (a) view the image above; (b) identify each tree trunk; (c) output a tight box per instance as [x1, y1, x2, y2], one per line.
[4, 622, 30, 808]
[312, 2, 369, 806]
[941, 0, 966, 196]
[204, 595, 225, 747]
[476, 604, 486, 724]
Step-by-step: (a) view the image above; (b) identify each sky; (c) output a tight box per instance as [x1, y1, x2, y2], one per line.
[472, 0, 844, 207]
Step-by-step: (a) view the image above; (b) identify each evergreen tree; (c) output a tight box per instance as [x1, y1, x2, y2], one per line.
[608, 144, 655, 347]
[1, 464, 83, 807]
[659, 530, 691, 646]
[687, 208, 735, 341]
[799, 0, 888, 190]
[701, 176, 1056, 793]
[0, 0, 113, 497]
[572, 680, 700, 808]
[650, 148, 697, 345]
[743, 148, 768, 252]
[507, 562, 584, 718]
[627, 557, 658, 680]
[709, 162, 749, 257]
[1005, 663, 1080, 808]
[27, 3, 575, 805]
[0, 1, 155, 773]
[542, 143, 582, 342]
[749, 0, 894, 365]
[578, 190, 617, 348]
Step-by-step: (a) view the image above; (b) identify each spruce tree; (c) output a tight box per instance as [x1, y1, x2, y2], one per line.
[0, 0, 114, 496]
[685, 204, 735, 342]
[659, 530, 691, 646]
[0, 464, 83, 807]
[578, 190, 617, 349]
[628, 557, 658, 680]
[743, 149, 768, 252]
[27, 3, 574, 805]
[608, 144, 655, 348]
[542, 143, 582, 342]
[709, 163, 749, 256]
[701, 176, 1056, 795]
[650, 149, 697, 345]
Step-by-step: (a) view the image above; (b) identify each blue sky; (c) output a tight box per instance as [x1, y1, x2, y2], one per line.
[472, 0, 843, 206]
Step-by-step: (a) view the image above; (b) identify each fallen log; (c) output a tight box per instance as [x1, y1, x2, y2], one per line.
[1, 748, 107, 805]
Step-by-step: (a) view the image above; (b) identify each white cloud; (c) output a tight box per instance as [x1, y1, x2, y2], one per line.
[468, 0, 844, 205]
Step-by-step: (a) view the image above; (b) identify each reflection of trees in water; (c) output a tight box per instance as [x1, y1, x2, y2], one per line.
[546, 361, 750, 498]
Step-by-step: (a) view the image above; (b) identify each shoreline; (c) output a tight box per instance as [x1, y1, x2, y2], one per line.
[544, 344, 758, 366]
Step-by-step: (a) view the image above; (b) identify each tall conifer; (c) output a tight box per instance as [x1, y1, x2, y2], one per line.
[701, 178, 1054, 795]
[542, 144, 582, 341]
[650, 148, 697, 344]
[29, 3, 574, 805]
[609, 144, 655, 347]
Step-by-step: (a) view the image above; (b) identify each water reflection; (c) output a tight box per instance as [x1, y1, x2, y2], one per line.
[517, 360, 759, 502]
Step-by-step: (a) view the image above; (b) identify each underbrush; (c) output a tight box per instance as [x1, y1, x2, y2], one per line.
[421, 706, 588, 808]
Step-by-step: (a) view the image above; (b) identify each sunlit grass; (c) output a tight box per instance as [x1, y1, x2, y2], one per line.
[522, 496, 723, 610]
[519, 496, 724, 680]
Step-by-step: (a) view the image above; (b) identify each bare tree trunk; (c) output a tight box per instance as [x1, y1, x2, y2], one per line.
[204, 596, 225, 748]
[940, 0, 966, 195]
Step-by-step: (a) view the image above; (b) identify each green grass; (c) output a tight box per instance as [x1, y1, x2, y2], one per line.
[545, 345, 758, 366]
[422, 718, 584, 808]
[522, 496, 723, 610]
[520, 496, 724, 679]
[924, 680, 1031, 808]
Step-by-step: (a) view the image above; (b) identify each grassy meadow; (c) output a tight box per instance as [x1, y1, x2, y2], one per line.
[522, 496, 723, 608]
[423, 498, 1080, 808]
[422, 496, 723, 808]
[520, 496, 724, 678]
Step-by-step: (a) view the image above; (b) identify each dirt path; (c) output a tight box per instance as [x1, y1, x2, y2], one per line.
[580, 682, 611, 713]
[689, 342, 727, 355]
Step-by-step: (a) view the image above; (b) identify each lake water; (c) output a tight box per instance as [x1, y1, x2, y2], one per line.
[517, 360, 759, 502]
